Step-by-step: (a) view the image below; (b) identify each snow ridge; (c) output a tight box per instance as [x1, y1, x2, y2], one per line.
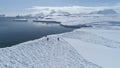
[0, 36, 102, 68]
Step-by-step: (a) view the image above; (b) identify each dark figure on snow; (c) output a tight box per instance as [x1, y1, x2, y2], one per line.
[47, 37, 49, 41]
[57, 37, 60, 41]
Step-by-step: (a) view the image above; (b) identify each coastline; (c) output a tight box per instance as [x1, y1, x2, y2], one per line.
[0, 29, 102, 68]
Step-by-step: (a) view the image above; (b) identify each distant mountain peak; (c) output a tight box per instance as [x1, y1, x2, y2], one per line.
[90, 9, 117, 15]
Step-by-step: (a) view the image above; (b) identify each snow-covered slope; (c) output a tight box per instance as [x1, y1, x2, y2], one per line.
[32, 10, 71, 17]
[54, 15, 120, 27]
[60, 27, 120, 68]
[63, 37, 120, 68]
[51, 11, 71, 16]
[61, 28, 120, 48]
[63, 30, 120, 48]
[90, 9, 118, 15]
[57, 19, 120, 68]
[0, 36, 102, 68]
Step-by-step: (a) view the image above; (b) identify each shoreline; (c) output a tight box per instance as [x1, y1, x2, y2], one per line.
[0, 28, 102, 68]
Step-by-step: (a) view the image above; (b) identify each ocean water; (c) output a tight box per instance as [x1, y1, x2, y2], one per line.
[0, 17, 74, 48]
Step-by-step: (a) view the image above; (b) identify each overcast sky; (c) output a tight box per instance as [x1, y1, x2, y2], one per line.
[0, 0, 119, 16]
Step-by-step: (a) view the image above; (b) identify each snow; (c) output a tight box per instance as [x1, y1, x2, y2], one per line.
[50, 11, 70, 16]
[77, 29, 120, 42]
[1, 7, 120, 68]
[59, 26, 120, 68]
[29, 6, 120, 26]
[52, 15, 120, 27]
[55, 17, 120, 67]
[28, 6, 120, 16]
[90, 9, 118, 15]
[62, 28, 120, 48]
[0, 36, 102, 68]
[63, 37, 120, 68]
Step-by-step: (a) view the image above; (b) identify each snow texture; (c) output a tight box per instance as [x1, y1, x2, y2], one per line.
[61, 29, 120, 48]
[0, 36, 102, 68]
[63, 37, 120, 68]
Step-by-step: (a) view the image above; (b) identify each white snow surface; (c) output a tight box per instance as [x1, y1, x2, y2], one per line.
[61, 28, 120, 48]
[90, 9, 118, 15]
[63, 37, 120, 68]
[0, 36, 102, 68]
[60, 27, 120, 68]
[52, 15, 120, 26]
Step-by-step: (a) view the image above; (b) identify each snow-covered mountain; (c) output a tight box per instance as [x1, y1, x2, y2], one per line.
[34, 10, 71, 17]
[34, 13, 45, 17]
[0, 14, 5, 17]
[50, 11, 71, 16]
[0, 36, 102, 68]
[90, 9, 118, 15]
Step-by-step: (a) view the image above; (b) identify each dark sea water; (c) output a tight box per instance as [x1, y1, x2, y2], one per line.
[0, 17, 74, 48]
